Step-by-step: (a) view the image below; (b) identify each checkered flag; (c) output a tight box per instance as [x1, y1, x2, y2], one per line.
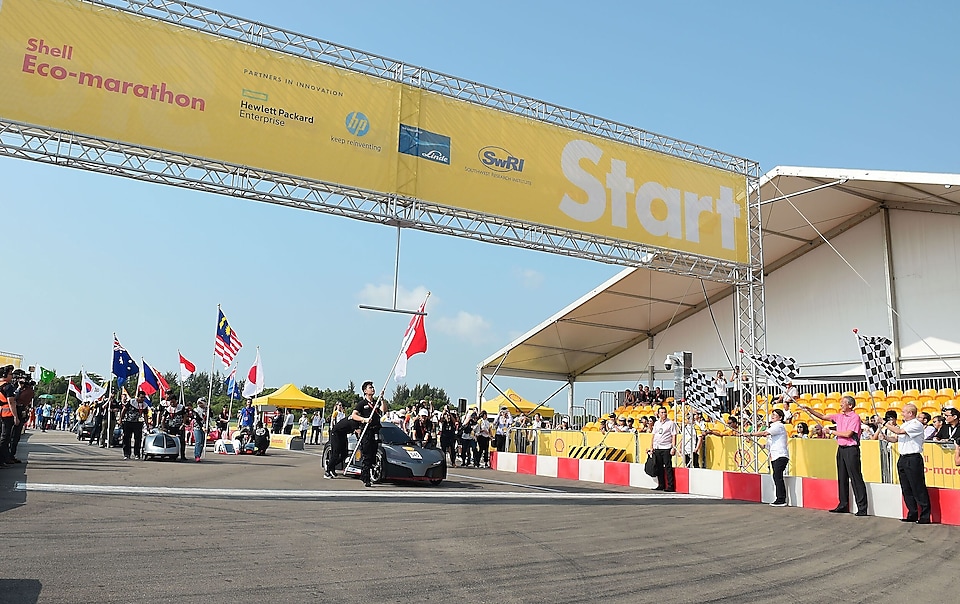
[749, 353, 799, 388]
[856, 331, 897, 393]
[683, 369, 724, 422]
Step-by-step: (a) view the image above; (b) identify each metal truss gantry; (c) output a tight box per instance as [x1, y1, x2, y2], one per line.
[8, 0, 767, 470]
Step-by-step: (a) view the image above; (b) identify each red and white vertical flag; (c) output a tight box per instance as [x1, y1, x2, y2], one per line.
[394, 294, 429, 382]
[67, 380, 82, 400]
[179, 351, 196, 384]
[242, 347, 264, 398]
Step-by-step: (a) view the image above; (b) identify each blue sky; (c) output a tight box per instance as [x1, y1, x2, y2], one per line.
[3, 0, 958, 410]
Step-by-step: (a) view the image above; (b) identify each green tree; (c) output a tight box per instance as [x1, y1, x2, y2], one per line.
[391, 383, 449, 410]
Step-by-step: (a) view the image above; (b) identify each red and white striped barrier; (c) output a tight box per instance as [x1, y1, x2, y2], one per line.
[491, 451, 960, 525]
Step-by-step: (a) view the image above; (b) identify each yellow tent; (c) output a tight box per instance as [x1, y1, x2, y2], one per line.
[481, 389, 554, 418]
[252, 384, 325, 409]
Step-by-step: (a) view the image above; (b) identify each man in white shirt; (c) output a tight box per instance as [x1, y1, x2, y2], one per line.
[879, 403, 930, 524]
[647, 406, 678, 492]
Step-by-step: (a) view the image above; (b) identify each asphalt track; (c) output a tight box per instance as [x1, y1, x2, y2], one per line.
[1, 430, 957, 604]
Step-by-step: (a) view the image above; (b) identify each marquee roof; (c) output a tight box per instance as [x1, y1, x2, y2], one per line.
[479, 166, 960, 383]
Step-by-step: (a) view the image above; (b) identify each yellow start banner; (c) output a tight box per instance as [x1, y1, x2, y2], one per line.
[0, 0, 749, 262]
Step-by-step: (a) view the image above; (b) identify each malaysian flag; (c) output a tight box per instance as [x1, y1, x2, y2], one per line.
[749, 353, 799, 388]
[684, 368, 724, 422]
[855, 331, 897, 393]
[214, 307, 243, 368]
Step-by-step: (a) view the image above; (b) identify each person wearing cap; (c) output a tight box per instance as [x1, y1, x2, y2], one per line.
[191, 398, 208, 462]
[0, 365, 21, 468]
[878, 403, 930, 523]
[412, 407, 435, 448]
[774, 380, 798, 422]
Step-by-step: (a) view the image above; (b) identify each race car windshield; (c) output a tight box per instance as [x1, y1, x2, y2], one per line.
[379, 422, 416, 445]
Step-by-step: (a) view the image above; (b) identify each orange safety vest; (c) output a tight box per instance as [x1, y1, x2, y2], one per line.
[0, 391, 13, 418]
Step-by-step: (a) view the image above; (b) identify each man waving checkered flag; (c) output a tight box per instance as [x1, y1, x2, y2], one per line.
[855, 330, 897, 392]
[684, 369, 724, 422]
[749, 353, 800, 388]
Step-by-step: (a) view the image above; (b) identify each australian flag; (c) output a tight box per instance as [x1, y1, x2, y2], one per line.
[113, 336, 139, 385]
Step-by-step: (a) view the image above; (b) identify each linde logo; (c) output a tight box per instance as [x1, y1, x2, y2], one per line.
[478, 146, 524, 173]
[559, 140, 740, 250]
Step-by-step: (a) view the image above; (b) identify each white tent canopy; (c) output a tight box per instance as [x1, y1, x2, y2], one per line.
[479, 166, 960, 392]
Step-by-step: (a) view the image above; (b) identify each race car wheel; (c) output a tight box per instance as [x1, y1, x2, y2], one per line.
[370, 451, 385, 484]
[321, 444, 331, 471]
[429, 478, 443, 486]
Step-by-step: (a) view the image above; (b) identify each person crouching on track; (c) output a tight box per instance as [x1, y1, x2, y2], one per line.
[324, 411, 360, 479]
[160, 392, 188, 461]
[253, 421, 270, 455]
[119, 390, 149, 460]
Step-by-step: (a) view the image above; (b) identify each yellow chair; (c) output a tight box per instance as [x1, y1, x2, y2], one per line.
[871, 390, 886, 399]
[827, 391, 841, 399]
[888, 389, 904, 398]
[887, 399, 903, 409]
[921, 388, 937, 398]
[904, 389, 920, 399]
[812, 392, 826, 401]
[825, 406, 840, 416]
[799, 392, 812, 400]
[921, 405, 939, 416]
[938, 387, 955, 398]
[934, 394, 951, 407]
[842, 391, 856, 398]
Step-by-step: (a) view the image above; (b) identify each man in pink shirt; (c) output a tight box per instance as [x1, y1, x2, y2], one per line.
[800, 395, 869, 516]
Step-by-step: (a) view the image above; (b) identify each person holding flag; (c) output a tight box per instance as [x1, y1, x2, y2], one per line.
[119, 389, 150, 460]
[349, 381, 388, 487]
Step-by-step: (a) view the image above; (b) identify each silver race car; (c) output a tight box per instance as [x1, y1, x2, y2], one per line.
[323, 421, 447, 485]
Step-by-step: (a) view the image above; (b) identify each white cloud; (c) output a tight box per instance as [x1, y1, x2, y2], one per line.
[514, 268, 544, 290]
[357, 283, 431, 310]
[434, 311, 493, 345]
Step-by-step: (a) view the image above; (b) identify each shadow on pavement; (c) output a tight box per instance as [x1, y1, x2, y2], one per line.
[0, 579, 41, 604]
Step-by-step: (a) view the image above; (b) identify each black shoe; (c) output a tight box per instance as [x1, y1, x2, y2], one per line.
[901, 517, 918, 523]
[12, 458, 21, 463]
[364, 482, 372, 487]
[828, 506, 848, 513]
[855, 511, 868, 517]
[916, 519, 931, 524]
[653, 486, 665, 491]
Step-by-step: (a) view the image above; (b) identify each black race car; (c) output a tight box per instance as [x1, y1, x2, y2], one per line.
[322, 421, 447, 485]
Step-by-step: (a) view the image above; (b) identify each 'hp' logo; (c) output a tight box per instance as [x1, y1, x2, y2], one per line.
[345, 112, 370, 137]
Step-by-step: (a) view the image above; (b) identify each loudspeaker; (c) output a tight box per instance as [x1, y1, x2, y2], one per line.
[458, 398, 467, 414]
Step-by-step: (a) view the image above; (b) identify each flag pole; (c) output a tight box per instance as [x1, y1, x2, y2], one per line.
[227, 363, 237, 434]
[206, 305, 219, 441]
[354, 293, 431, 453]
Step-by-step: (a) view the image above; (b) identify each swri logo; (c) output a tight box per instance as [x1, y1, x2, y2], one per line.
[398, 123, 450, 165]
[345, 111, 370, 136]
[479, 146, 525, 173]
